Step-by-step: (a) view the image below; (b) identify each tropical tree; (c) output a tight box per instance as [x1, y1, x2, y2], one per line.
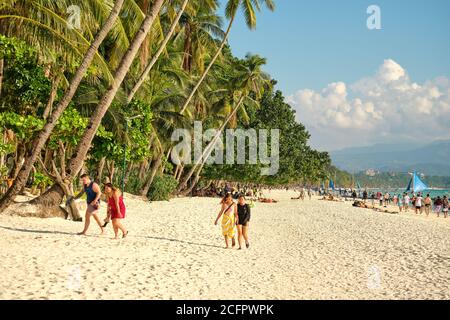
[177, 53, 271, 193]
[26, 0, 165, 215]
[0, 0, 126, 214]
[179, 0, 275, 114]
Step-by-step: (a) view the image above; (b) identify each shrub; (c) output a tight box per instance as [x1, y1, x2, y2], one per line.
[147, 174, 178, 201]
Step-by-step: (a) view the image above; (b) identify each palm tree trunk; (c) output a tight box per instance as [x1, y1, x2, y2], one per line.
[0, 0, 125, 213]
[177, 95, 244, 192]
[180, 161, 205, 196]
[66, 0, 164, 181]
[0, 58, 4, 98]
[140, 153, 163, 197]
[176, 165, 184, 181]
[138, 159, 148, 180]
[123, 162, 133, 187]
[42, 71, 63, 120]
[179, 15, 235, 114]
[96, 156, 106, 183]
[127, 0, 189, 103]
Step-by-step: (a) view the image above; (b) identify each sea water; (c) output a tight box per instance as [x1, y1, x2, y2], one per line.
[369, 188, 450, 198]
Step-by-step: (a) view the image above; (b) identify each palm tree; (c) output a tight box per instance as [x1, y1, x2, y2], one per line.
[28, 0, 166, 211]
[177, 54, 271, 193]
[127, 0, 190, 103]
[178, 3, 224, 74]
[0, 0, 126, 213]
[179, 0, 275, 114]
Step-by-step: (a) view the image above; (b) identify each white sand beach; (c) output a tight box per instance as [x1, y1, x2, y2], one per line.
[0, 190, 449, 300]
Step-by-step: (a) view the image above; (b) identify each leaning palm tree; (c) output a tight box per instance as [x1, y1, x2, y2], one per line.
[27, 0, 166, 213]
[179, 0, 275, 114]
[177, 3, 224, 74]
[177, 54, 271, 193]
[127, 0, 190, 103]
[0, 0, 126, 214]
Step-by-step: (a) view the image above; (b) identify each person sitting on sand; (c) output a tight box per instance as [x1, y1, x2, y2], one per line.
[236, 195, 251, 250]
[104, 183, 128, 239]
[215, 193, 238, 249]
[442, 196, 449, 219]
[75, 174, 104, 236]
[259, 198, 278, 203]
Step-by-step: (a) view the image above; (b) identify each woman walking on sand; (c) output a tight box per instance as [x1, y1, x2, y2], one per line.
[104, 183, 128, 239]
[215, 193, 238, 249]
[236, 195, 251, 250]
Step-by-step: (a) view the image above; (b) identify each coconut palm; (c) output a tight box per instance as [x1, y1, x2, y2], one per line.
[127, 0, 190, 103]
[0, 0, 126, 214]
[27, 0, 166, 212]
[179, 0, 275, 114]
[177, 53, 271, 193]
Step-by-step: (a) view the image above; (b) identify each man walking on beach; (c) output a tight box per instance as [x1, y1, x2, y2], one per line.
[74, 174, 104, 235]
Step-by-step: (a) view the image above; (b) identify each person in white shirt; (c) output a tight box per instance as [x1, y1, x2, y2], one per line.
[415, 193, 423, 214]
[403, 193, 410, 212]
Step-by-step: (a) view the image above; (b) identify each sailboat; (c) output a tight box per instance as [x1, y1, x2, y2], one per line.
[329, 179, 335, 191]
[406, 172, 428, 193]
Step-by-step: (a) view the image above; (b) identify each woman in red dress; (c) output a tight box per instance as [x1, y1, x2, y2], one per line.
[104, 183, 128, 239]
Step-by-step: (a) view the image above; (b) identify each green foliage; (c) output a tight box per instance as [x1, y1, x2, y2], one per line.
[147, 174, 178, 201]
[0, 35, 52, 115]
[48, 107, 89, 148]
[202, 90, 331, 186]
[32, 171, 53, 189]
[0, 112, 44, 141]
[91, 99, 153, 165]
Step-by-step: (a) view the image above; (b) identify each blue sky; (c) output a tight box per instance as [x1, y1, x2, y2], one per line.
[219, 0, 450, 150]
[221, 0, 450, 95]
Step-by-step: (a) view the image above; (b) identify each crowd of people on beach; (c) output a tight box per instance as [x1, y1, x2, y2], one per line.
[72, 175, 448, 249]
[350, 189, 449, 218]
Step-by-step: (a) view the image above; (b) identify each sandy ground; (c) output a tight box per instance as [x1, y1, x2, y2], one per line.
[0, 190, 449, 300]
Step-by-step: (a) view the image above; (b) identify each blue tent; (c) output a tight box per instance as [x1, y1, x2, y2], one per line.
[406, 172, 428, 193]
[329, 179, 335, 190]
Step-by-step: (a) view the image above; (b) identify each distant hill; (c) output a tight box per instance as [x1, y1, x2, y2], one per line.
[331, 140, 450, 176]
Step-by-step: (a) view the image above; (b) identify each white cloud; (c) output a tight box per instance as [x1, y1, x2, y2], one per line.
[287, 59, 450, 151]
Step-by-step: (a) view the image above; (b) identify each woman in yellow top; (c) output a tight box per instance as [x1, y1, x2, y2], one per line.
[215, 193, 239, 249]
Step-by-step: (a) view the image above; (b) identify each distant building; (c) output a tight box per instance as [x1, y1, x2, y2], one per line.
[365, 169, 378, 177]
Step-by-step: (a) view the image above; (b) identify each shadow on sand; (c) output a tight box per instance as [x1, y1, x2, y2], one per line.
[0, 225, 224, 249]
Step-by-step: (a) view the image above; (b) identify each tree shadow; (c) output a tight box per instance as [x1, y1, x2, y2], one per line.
[134, 235, 224, 249]
[0, 225, 89, 237]
[0, 225, 224, 248]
